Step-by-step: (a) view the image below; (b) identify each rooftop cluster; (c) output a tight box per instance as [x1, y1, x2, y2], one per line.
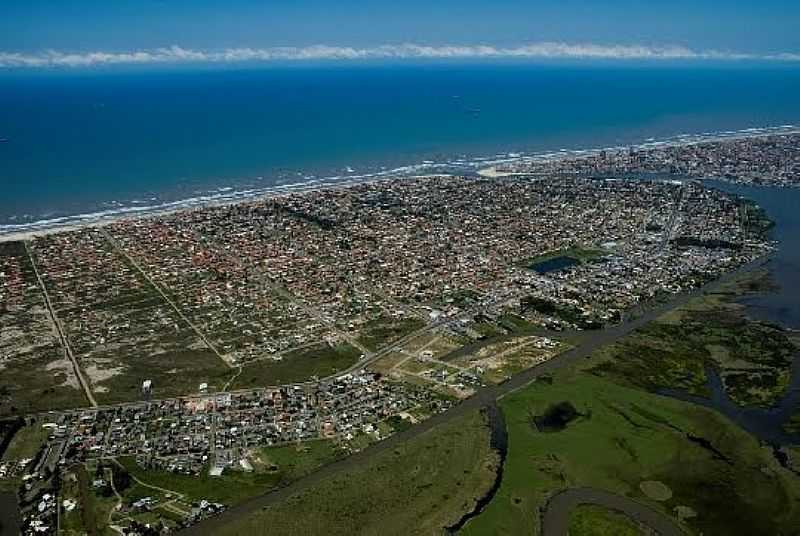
[492, 133, 800, 187]
[0, 157, 784, 535]
[7, 372, 450, 534]
[2, 173, 772, 410]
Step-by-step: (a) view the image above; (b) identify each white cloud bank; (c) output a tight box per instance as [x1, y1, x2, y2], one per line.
[2, 43, 800, 68]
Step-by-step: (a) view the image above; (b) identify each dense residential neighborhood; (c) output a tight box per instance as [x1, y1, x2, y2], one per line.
[1, 131, 792, 534]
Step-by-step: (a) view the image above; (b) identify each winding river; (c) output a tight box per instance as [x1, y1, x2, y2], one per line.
[541, 488, 685, 536]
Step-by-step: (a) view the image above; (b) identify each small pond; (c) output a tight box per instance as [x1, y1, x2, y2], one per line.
[529, 256, 580, 274]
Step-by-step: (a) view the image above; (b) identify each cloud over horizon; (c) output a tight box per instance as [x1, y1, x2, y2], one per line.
[2, 42, 800, 68]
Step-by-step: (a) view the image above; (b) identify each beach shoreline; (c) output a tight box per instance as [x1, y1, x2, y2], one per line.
[2, 124, 798, 243]
[476, 124, 800, 178]
[0, 173, 414, 243]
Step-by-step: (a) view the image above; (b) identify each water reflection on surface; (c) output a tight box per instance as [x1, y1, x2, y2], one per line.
[707, 180, 800, 330]
[660, 180, 800, 447]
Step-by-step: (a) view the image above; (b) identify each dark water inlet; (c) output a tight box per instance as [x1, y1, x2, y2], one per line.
[445, 403, 508, 533]
[657, 181, 800, 448]
[529, 256, 580, 274]
[660, 357, 800, 447]
[706, 180, 800, 331]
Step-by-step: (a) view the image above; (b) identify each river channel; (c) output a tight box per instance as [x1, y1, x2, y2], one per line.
[446, 402, 508, 533]
[657, 181, 800, 447]
[708, 180, 800, 330]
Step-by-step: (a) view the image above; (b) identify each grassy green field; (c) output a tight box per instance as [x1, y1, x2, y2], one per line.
[568, 505, 643, 536]
[356, 316, 426, 351]
[217, 410, 496, 536]
[461, 368, 800, 535]
[118, 440, 342, 505]
[459, 258, 800, 536]
[1, 422, 48, 462]
[0, 353, 89, 415]
[0, 421, 47, 491]
[232, 343, 361, 389]
[92, 348, 232, 405]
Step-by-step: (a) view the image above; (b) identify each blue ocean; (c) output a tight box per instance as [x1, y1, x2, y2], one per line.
[2, 63, 800, 231]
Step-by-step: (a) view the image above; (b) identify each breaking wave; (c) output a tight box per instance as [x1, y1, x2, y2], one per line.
[1, 124, 797, 238]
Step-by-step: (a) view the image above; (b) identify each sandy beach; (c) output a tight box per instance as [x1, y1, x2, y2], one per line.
[3, 125, 798, 244]
[0, 173, 440, 243]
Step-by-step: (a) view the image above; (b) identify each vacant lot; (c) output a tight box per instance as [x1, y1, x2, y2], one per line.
[356, 316, 426, 351]
[231, 343, 362, 389]
[0, 241, 87, 415]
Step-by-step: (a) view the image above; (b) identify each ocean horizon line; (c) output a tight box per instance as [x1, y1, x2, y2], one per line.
[4, 42, 800, 70]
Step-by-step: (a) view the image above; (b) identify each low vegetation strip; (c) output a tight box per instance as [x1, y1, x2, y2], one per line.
[566, 504, 644, 536]
[118, 440, 343, 506]
[207, 410, 495, 536]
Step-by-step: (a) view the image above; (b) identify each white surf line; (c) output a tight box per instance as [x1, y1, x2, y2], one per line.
[3, 124, 799, 241]
[477, 125, 800, 176]
[97, 227, 234, 369]
[24, 241, 98, 407]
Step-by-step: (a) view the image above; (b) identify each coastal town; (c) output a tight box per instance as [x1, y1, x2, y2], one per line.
[2, 174, 772, 408]
[0, 131, 791, 534]
[2, 372, 451, 534]
[484, 131, 800, 188]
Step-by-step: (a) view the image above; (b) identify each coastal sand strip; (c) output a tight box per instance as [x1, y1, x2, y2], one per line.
[97, 227, 234, 369]
[24, 242, 98, 407]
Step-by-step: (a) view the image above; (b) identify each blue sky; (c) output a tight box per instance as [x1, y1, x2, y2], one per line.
[2, 1, 800, 66]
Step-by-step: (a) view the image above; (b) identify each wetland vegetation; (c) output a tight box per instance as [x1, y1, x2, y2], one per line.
[214, 410, 496, 536]
[591, 271, 798, 408]
[460, 271, 800, 535]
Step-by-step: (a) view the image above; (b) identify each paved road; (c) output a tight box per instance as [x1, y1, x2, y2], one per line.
[541, 487, 685, 536]
[181, 257, 768, 535]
